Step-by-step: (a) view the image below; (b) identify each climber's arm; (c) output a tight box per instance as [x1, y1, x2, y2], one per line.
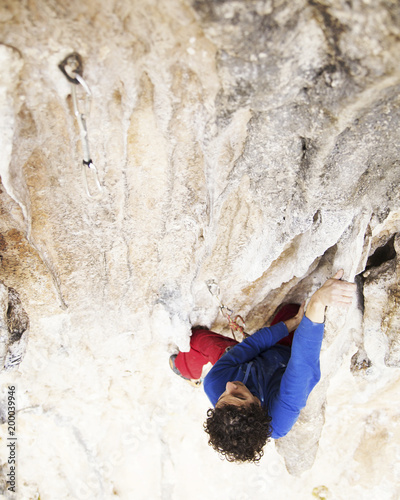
[269, 270, 356, 438]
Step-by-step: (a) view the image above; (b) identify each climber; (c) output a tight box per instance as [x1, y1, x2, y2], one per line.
[169, 270, 356, 463]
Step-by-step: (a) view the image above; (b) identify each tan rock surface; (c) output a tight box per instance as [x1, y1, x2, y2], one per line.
[0, 0, 399, 499]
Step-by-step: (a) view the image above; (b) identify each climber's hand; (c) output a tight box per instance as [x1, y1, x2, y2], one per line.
[305, 270, 356, 323]
[283, 301, 305, 332]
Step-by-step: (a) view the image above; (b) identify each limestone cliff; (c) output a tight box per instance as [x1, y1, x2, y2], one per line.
[0, 1, 399, 499]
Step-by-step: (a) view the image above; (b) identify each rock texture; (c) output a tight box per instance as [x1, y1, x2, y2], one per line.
[0, 282, 30, 371]
[364, 232, 400, 368]
[0, 0, 399, 499]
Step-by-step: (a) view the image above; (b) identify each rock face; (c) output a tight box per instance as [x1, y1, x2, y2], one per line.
[364, 232, 400, 369]
[0, 0, 399, 499]
[0, 282, 30, 371]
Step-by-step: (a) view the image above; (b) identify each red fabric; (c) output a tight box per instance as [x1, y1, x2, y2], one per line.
[271, 303, 300, 347]
[174, 304, 300, 379]
[175, 329, 238, 380]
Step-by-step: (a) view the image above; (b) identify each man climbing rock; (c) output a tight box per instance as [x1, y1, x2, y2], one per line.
[170, 270, 356, 463]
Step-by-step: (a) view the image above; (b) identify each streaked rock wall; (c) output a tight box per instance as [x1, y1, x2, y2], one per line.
[0, 0, 399, 498]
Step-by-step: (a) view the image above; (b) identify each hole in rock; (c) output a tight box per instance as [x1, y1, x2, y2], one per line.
[355, 233, 397, 313]
[350, 349, 372, 375]
[6, 288, 29, 343]
[1, 283, 30, 372]
[366, 233, 397, 270]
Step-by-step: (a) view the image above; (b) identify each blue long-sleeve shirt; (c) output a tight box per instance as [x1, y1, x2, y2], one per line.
[203, 316, 324, 439]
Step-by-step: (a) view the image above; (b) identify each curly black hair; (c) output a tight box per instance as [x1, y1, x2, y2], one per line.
[204, 403, 273, 463]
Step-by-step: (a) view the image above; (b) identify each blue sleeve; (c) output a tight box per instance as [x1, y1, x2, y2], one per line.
[211, 321, 289, 368]
[203, 322, 289, 405]
[269, 316, 324, 439]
